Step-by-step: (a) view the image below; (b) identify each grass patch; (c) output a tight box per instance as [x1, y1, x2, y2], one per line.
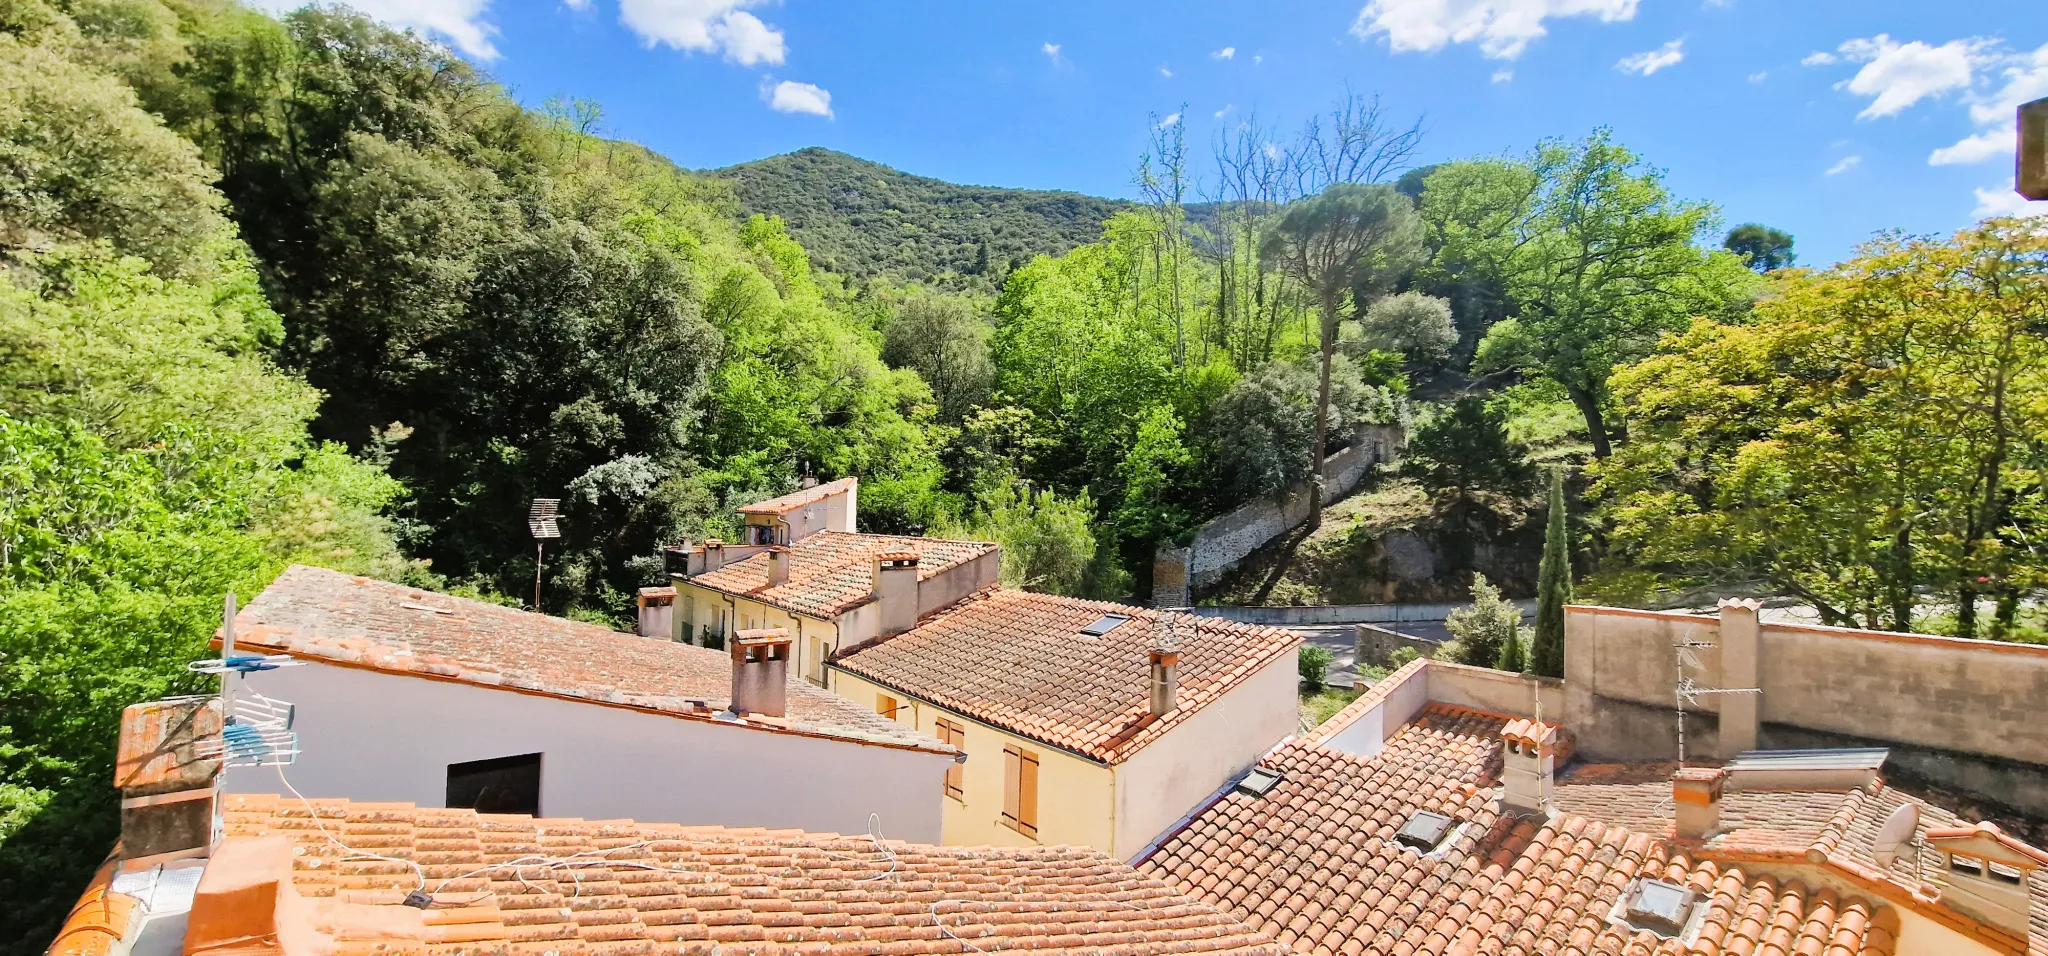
[1300, 686, 1364, 730]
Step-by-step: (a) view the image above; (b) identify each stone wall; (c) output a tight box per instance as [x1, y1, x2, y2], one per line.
[1563, 603, 2048, 817]
[1152, 425, 1402, 606]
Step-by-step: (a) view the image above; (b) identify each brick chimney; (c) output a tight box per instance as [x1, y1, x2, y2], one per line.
[1149, 621, 1182, 717]
[1499, 719, 1557, 816]
[1672, 767, 1727, 840]
[765, 546, 791, 587]
[872, 551, 919, 638]
[114, 695, 224, 862]
[729, 628, 792, 718]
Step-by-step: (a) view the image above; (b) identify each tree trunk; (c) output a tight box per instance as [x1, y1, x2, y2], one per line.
[1564, 382, 1613, 458]
[1956, 586, 1977, 640]
[1309, 290, 1337, 530]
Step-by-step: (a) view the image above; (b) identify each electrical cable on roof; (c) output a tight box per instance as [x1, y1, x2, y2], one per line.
[273, 763, 427, 892]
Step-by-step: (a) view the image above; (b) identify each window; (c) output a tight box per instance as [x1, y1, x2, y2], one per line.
[878, 694, 899, 720]
[936, 719, 966, 799]
[1235, 767, 1284, 798]
[1394, 810, 1454, 851]
[1002, 744, 1038, 837]
[1079, 614, 1129, 636]
[446, 753, 541, 816]
[1619, 878, 1699, 939]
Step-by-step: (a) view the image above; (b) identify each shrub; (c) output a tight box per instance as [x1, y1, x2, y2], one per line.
[1442, 572, 1526, 669]
[1298, 645, 1335, 691]
[1388, 646, 1421, 669]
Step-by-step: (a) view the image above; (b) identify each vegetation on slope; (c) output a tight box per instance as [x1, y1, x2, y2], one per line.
[714, 147, 1131, 289]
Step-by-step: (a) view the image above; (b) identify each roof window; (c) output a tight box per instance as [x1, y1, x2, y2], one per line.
[1234, 767, 1284, 797]
[1618, 878, 1699, 938]
[1394, 810, 1454, 851]
[1080, 614, 1130, 636]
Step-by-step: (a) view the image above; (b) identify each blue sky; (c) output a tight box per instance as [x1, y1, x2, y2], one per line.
[293, 0, 2047, 267]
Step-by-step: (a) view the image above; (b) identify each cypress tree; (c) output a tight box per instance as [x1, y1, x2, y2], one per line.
[1530, 467, 1571, 677]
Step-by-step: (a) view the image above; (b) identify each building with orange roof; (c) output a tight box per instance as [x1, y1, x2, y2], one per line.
[1137, 655, 2048, 956]
[829, 587, 1302, 859]
[48, 700, 1285, 956]
[222, 565, 959, 842]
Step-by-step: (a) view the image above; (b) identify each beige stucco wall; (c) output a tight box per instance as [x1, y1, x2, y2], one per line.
[672, 581, 844, 684]
[1112, 650, 1299, 857]
[829, 668, 1117, 852]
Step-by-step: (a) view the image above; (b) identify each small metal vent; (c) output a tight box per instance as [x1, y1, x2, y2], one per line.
[1234, 767, 1284, 797]
[1394, 810, 1454, 851]
[1080, 614, 1130, 636]
[1620, 878, 1699, 938]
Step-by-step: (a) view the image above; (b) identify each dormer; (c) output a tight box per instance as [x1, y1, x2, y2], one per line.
[1499, 718, 1558, 816]
[1925, 822, 2048, 940]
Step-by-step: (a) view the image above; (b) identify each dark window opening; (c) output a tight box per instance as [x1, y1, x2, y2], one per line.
[447, 753, 542, 816]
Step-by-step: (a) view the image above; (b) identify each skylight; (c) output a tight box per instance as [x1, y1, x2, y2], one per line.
[1080, 614, 1130, 636]
[1620, 878, 1699, 938]
[1234, 767, 1283, 797]
[1394, 810, 1453, 851]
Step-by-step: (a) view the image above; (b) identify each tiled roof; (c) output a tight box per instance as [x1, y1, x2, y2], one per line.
[736, 477, 858, 515]
[207, 793, 1286, 955]
[232, 566, 949, 755]
[832, 589, 1299, 764]
[1141, 704, 1908, 956]
[688, 532, 997, 619]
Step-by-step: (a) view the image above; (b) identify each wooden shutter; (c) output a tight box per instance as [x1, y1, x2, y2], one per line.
[939, 719, 964, 799]
[877, 695, 898, 720]
[1002, 744, 1038, 837]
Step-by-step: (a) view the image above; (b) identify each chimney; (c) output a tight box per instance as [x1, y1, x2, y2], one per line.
[872, 551, 919, 638]
[1149, 620, 1182, 717]
[1926, 822, 2046, 940]
[1499, 719, 1557, 816]
[729, 628, 792, 718]
[1672, 767, 1727, 840]
[765, 546, 791, 587]
[114, 695, 224, 862]
[2021, 97, 2047, 201]
[183, 835, 304, 956]
[700, 538, 727, 574]
[636, 586, 675, 639]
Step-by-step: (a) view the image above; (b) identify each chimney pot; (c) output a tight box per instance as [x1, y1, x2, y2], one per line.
[1672, 767, 1727, 839]
[765, 546, 791, 587]
[872, 551, 920, 638]
[1149, 647, 1181, 717]
[1499, 718, 1558, 816]
[730, 628, 792, 718]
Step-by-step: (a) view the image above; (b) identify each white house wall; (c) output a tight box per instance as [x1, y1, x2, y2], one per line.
[1112, 650, 1299, 856]
[228, 661, 949, 843]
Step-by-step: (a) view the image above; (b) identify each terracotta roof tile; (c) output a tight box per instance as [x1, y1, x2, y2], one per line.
[689, 532, 997, 619]
[204, 793, 1285, 955]
[1140, 704, 1906, 956]
[736, 477, 859, 515]
[832, 589, 1300, 763]
[233, 566, 949, 755]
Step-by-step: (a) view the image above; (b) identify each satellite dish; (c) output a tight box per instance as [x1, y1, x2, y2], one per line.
[1873, 802, 1920, 866]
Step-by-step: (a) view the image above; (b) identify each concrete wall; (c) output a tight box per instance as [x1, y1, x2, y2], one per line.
[1316, 659, 1558, 761]
[1563, 604, 2048, 815]
[1354, 624, 1441, 668]
[1184, 599, 1535, 626]
[230, 661, 950, 842]
[1153, 425, 1403, 606]
[1112, 651, 1300, 856]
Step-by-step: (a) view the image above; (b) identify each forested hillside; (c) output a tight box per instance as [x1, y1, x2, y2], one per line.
[714, 147, 1130, 288]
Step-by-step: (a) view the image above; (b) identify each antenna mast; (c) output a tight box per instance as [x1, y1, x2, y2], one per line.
[529, 498, 561, 611]
[1673, 633, 1760, 765]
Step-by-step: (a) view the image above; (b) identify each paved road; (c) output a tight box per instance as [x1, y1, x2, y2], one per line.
[1291, 621, 1454, 687]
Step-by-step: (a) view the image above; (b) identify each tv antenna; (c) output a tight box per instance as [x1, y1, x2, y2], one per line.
[529, 498, 561, 610]
[1672, 634, 1760, 765]
[188, 592, 303, 767]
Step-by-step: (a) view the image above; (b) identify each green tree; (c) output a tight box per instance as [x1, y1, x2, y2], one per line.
[1442, 572, 1525, 668]
[1358, 291, 1457, 361]
[936, 479, 1100, 595]
[1530, 468, 1572, 677]
[1724, 223, 1796, 272]
[1437, 131, 1759, 457]
[1298, 644, 1335, 690]
[1399, 396, 1535, 499]
[1211, 357, 1398, 500]
[882, 292, 993, 422]
[1260, 183, 1424, 525]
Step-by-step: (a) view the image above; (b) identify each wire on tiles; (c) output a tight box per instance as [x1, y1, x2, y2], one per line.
[273, 763, 428, 892]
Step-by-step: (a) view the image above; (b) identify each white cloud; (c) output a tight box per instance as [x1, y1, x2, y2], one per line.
[250, 0, 499, 59]
[1042, 41, 1063, 65]
[1253, 54, 1263, 64]
[1966, 42, 2048, 127]
[1157, 112, 1182, 130]
[1212, 46, 1236, 60]
[1616, 38, 1683, 76]
[1825, 155, 1861, 176]
[1747, 70, 1768, 83]
[1160, 66, 1173, 78]
[1827, 34, 1980, 119]
[1491, 69, 1513, 83]
[1973, 183, 2048, 219]
[1930, 130, 2010, 166]
[1801, 50, 1837, 67]
[564, 0, 592, 10]
[618, 0, 786, 66]
[765, 80, 831, 117]
[1214, 104, 1235, 118]
[1352, 0, 1642, 62]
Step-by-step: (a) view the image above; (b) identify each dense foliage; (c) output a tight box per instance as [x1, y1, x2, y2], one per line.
[715, 147, 1131, 289]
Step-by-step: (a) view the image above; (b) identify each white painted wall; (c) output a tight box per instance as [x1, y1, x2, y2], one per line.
[1112, 650, 1299, 855]
[229, 661, 949, 842]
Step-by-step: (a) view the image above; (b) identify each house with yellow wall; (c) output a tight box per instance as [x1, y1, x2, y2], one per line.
[829, 588, 1301, 860]
[657, 478, 999, 685]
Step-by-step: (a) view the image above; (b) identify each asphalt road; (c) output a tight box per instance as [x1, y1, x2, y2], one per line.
[1292, 621, 1455, 687]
